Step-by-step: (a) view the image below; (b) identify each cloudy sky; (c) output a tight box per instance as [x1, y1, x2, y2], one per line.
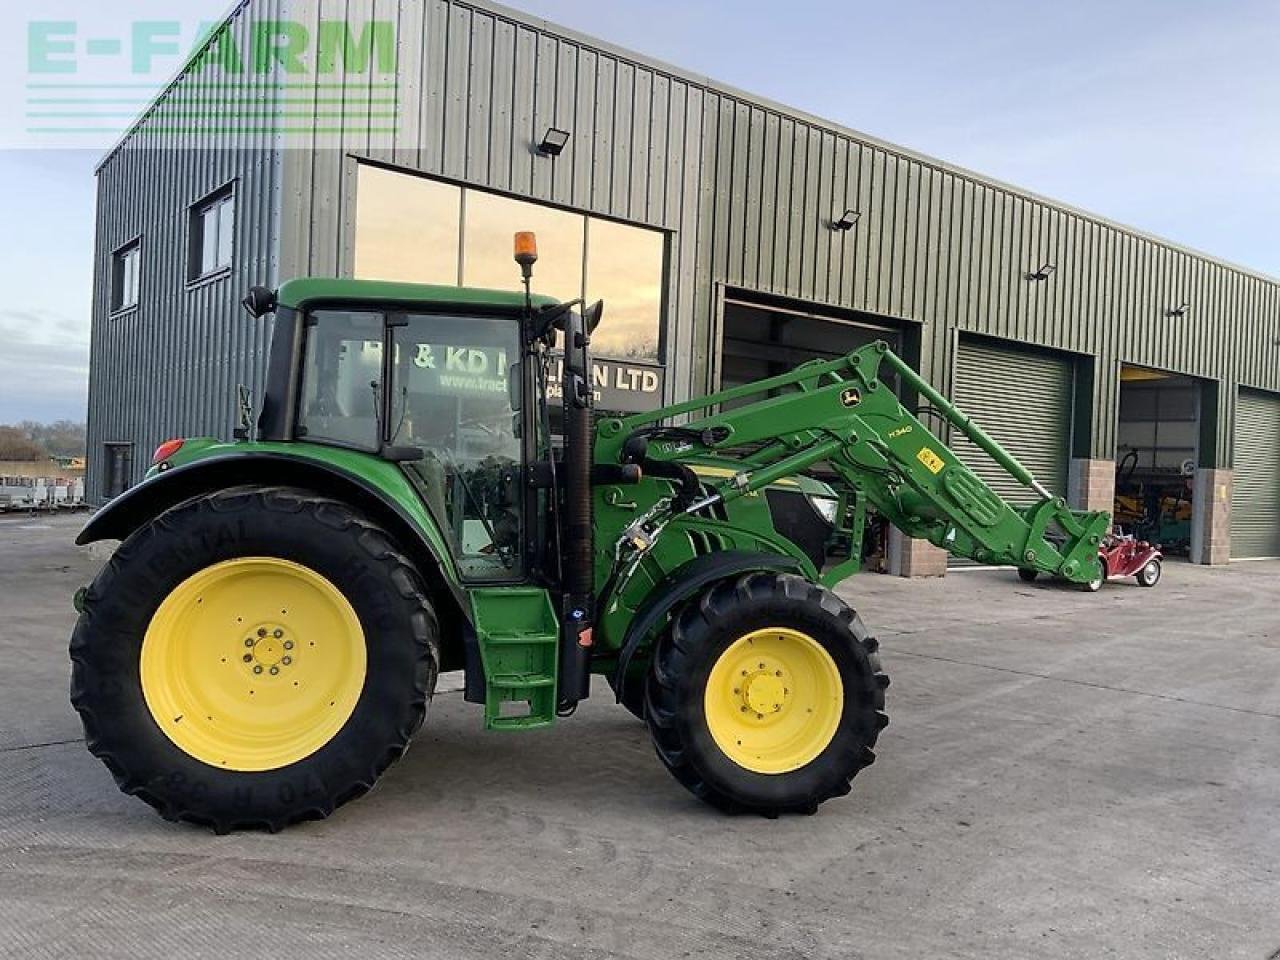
[1, 0, 1275, 424]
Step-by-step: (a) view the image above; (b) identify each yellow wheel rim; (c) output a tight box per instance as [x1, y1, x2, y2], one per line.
[703, 627, 843, 774]
[141, 557, 367, 772]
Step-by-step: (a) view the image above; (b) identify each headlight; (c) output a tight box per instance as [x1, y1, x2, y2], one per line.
[806, 495, 839, 525]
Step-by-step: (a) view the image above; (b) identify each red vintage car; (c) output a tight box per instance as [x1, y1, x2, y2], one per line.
[1018, 530, 1162, 591]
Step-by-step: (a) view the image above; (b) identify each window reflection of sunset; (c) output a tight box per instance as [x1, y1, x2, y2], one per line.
[585, 217, 663, 362]
[462, 191, 583, 303]
[353, 165, 459, 285]
[353, 164, 665, 363]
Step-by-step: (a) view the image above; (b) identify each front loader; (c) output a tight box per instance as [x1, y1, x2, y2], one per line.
[70, 233, 1108, 831]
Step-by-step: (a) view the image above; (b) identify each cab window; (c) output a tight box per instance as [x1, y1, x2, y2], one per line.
[297, 310, 384, 450]
[389, 313, 524, 580]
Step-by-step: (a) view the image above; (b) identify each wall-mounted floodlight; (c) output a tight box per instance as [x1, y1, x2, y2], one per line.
[538, 127, 570, 156]
[1167, 301, 1191, 318]
[831, 209, 860, 231]
[1027, 263, 1056, 281]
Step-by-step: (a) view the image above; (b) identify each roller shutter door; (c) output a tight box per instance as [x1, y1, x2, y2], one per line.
[1231, 389, 1280, 558]
[951, 339, 1074, 510]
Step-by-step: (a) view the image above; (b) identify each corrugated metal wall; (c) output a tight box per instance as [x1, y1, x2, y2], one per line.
[86, 2, 284, 502]
[91, 0, 1280, 503]
[276, 0, 1280, 467]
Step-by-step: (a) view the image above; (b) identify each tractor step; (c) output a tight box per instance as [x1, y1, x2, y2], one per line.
[469, 587, 560, 730]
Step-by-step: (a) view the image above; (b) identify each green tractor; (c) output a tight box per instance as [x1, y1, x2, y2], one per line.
[71, 233, 1109, 831]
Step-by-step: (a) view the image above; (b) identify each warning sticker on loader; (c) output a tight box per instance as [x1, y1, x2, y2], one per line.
[916, 447, 945, 474]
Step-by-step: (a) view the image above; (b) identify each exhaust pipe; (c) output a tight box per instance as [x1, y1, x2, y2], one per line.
[557, 308, 595, 708]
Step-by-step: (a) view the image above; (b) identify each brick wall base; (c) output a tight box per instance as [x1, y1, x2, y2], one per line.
[1191, 468, 1232, 565]
[886, 527, 948, 578]
[1068, 458, 1116, 513]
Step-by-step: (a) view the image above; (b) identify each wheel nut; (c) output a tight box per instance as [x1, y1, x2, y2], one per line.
[273, 629, 283, 638]
[242, 653, 252, 663]
[253, 665, 263, 674]
[244, 638, 254, 647]
[257, 628, 267, 638]
[283, 641, 293, 650]
[269, 666, 279, 676]
[282, 656, 292, 666]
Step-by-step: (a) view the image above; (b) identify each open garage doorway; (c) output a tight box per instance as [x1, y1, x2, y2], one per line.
[1115, 366, 1200, 556]
[718, 292, 901, 399]
[716, 291, 904, 573]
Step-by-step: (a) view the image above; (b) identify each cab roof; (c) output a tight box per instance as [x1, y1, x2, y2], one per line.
[276, 277, 559, 312]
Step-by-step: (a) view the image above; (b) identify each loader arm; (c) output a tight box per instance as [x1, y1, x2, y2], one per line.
[595, 340, 1108, 588]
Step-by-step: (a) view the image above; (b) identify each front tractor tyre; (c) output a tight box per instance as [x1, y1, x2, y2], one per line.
[69, 487, 440, 832]
[645, 573, 889, 816]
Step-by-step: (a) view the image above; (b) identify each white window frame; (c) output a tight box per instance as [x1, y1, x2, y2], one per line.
[111, 239, 141, 315]
[188, 182, 236, 283]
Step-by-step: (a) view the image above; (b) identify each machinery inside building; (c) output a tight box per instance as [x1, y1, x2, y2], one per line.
[1115, 367, 1201, 557]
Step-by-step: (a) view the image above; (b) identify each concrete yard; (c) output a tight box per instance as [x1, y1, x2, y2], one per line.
[1, 513, 1278, 959]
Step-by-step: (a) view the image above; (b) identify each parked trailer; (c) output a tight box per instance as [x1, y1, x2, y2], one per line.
[0, 475, 88, 513]
[0, 477, 34, 512]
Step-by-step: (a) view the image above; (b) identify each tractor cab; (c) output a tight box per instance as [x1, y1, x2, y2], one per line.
[244, 235, 600, 591]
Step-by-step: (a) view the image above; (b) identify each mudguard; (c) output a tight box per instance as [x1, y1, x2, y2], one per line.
[77, 452, 464, 612]
[610, 550, 806, 706]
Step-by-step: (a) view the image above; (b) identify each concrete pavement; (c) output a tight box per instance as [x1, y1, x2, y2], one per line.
[1, 513, 1278, 959]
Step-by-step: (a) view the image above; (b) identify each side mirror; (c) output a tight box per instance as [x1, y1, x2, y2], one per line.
[241, 285, 277, 319]
[584, 299, 604, 335]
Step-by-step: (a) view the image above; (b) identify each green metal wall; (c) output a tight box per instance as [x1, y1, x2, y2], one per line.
[93, 0, 1280, 503]
[258, 0, 1280, 472]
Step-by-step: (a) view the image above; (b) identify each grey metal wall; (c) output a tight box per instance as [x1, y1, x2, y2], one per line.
[274, 0, 1280, 468]
[86, 2, 283, 502]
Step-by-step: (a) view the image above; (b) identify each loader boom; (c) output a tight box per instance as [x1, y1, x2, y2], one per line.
[595, 340, 1108, 588]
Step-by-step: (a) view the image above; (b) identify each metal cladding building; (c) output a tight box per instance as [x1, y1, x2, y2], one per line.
[88, 0, 1280, 571]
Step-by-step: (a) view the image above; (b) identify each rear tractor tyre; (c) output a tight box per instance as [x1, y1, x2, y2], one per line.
[645, 572, 888, 816]
[69, 486, 440, 832]
[1136, 559, 1162, 588]
[1017, 568, 1039, 583]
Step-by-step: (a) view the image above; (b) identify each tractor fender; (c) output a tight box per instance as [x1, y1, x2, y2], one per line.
[76, 452, 467, 621]
[610, 550, 806, 705]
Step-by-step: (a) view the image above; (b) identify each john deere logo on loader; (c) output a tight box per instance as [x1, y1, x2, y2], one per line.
[840, 388, 861, 407]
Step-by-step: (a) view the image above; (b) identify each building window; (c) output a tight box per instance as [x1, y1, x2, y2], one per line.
[111, 241, 140, 313]
[353, 163, 665, 363]
[354, 165, 460, 285]
[462, 190, 584, 304]
[584, 217, 664, 362]
[189, 185, 235, 281]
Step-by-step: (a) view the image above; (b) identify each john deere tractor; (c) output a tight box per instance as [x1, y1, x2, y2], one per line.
[70, 232, 1109, 831]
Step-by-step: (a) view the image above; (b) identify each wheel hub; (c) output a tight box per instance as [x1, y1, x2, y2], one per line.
[248, 626, 293, 670]
[741, 667, 787, 716]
